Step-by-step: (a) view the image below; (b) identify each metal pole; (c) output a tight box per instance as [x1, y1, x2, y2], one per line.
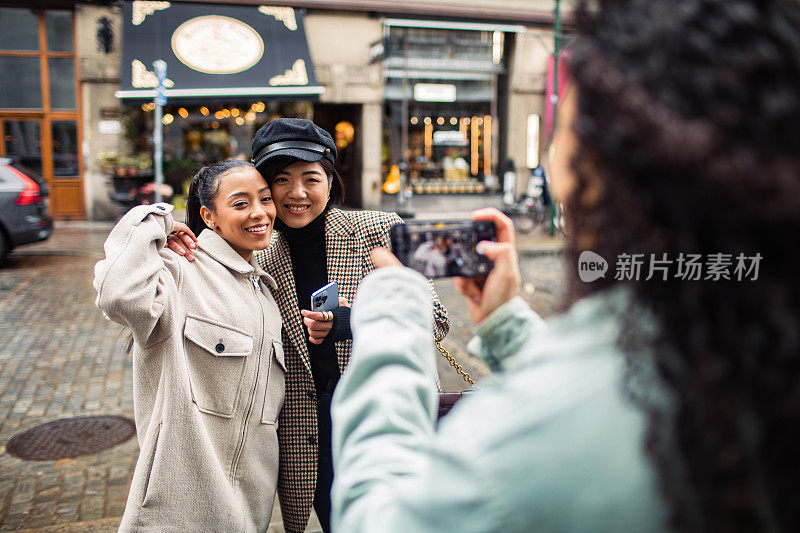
[398, 31, 409, 214]
[153, 60, 167, 204]
[552, 0, 562, 124]
[549, 0, 562, 236]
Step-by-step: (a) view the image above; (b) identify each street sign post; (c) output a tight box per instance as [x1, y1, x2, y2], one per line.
[153, 60, 167, 204]
[550, 0, 562, 236]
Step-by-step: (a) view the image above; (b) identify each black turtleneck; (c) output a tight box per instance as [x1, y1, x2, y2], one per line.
[277, 211, 346, 392]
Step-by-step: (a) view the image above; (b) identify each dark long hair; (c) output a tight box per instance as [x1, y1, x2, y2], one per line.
[186, 159, 254, 236]
[566, 0, 800, 530]
[257, 155, 345, 209]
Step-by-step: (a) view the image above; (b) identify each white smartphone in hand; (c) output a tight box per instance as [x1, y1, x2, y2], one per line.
[311, 281, 338, 312]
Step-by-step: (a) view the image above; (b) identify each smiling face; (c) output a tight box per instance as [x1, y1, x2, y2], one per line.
[200, 166, 275, 261]
[269, 159, 332, 228]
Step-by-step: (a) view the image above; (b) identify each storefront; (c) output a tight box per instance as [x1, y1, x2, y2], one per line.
[72, 1, 558, 218]
[112, 1, 372, 206]
[0, 5, 84, 219]
[380, 19, 522, 195]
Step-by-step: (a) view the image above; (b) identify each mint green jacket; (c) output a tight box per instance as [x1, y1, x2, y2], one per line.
[331, 267, 667, 532]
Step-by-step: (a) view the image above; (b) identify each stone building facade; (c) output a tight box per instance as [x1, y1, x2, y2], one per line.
[2, 1, 572, 219]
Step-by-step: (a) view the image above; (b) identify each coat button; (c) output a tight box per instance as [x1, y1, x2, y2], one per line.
[215, 343, 225, 353]
[308, 435, 317, 445]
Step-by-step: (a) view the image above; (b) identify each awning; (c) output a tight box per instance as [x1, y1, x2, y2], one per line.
[116, 1, 324, 101]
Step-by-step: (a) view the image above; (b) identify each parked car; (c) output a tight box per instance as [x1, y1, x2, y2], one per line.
[0, 157, 54, 262]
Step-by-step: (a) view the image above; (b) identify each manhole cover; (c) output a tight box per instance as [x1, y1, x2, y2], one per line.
[6, 415, 136, 461]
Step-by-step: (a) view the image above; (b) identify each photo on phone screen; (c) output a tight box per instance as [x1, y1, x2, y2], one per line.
[389, 220, 496, 279]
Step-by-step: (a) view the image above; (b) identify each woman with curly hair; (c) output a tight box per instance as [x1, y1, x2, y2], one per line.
[562, 0, 800, 530]
[329, 0, 800, 531]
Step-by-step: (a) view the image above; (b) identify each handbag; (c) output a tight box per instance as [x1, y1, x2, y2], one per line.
[436, 341, 479, 418]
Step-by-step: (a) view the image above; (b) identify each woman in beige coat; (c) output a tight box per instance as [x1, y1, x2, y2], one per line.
[93, 160, 285, 532]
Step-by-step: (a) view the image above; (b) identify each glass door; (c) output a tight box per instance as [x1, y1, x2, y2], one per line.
[1, 119, 43, 176]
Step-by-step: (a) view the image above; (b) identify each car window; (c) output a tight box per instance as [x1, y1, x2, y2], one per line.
[0, 166, 12, 183]
[0, 165, 15, 187]
[10, 161, 45, 186]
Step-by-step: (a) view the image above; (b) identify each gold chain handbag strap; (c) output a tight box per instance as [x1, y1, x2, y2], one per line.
[435, 340, 479, 389]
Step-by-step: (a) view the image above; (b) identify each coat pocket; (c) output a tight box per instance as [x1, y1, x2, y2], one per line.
[184, 314, 253, 418]
[261, 339, 287, 424]
[139, 421, 162, 508]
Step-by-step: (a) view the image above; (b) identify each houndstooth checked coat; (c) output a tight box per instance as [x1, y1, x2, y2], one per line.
[256, 208, 449, 533]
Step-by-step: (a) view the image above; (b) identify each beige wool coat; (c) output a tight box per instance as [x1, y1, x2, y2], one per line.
[94, 204, 285, 532]
[256, 208, 450, 532]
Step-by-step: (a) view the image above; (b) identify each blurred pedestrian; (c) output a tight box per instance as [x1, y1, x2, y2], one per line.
[94, 160, 284, 531]
[330, 0, 800, 531]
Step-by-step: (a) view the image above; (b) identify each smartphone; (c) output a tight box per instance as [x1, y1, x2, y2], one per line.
[311, 281, 339, 312]
[389, 219, 497, 279]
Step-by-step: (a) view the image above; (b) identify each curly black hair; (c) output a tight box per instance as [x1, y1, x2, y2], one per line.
[565, 0, 800, 530]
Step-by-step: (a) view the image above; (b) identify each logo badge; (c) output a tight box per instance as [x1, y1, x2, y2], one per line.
[578, 251, 608, 282]
[171, 15, 263, 75]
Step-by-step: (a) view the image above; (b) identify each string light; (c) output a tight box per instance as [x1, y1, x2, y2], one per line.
[410, 117, 418, 125]
[423, 117, 431, 125]
[483, 115, 492, 175]
[162, 114, 174, 125]
[235, 117, 245, 126]
[471, 117, 479, 176]
[200, 107, 209, 116]
[424, 122, 433, 160]
[436, 117, 445, 126]
[231, 108, 240, 117]
[450, 117, 458, 125]
[178, 108, 189, 118]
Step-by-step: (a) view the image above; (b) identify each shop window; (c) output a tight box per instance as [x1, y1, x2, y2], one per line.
[0, 57, 42, 108]
[48, 57, 76, 109]
[0, 8, 82, 218]
[0, 8, 39, 51]
[45, 11, 73, 52]
[0, 9, 75, 111]
[51, 120, 79, 178]
[3, 120, 42, 176]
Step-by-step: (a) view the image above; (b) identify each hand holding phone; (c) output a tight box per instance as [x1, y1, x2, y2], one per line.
[389, 219, 497, 279]
[452, 208, 521, 324]
[301, 282, 340, 345]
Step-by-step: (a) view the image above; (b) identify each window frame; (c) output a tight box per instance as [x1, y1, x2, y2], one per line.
[0, 7, 77, 112]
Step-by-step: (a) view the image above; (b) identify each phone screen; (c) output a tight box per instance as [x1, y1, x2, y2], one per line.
[389, 220, 496, 278]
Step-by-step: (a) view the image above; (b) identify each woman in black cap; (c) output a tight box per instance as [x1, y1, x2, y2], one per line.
[167, 118, 449, 533]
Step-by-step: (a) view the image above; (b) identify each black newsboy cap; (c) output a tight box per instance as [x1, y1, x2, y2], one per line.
[251, 118, 337, 170]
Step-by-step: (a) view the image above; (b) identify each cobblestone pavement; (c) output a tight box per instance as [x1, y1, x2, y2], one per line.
[0, 217, 565, 531]
[0, 224, 135, 531]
